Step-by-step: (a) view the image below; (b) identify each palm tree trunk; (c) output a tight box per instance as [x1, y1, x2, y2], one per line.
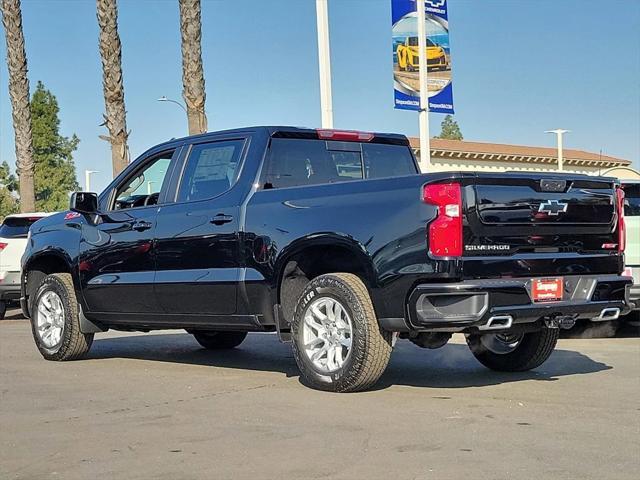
[179, 0, 208, 135]
[1, 0, 35, 212]
[96, 0, 129, 178]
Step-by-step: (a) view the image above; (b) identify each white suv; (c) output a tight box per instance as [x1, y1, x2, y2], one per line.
[0, 213, 53, 319]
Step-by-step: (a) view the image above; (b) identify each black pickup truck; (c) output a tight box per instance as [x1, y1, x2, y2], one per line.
[21, 126, 631, 392]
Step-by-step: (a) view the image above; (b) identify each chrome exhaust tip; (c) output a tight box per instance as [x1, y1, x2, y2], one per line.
[592, 307, 620, 322]
[478, 315, 513, 331]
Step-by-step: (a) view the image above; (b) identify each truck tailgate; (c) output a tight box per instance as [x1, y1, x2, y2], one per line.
[459, 172, 622, 278]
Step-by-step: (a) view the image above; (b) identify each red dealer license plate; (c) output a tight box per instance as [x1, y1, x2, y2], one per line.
[531, 277, 564, 302]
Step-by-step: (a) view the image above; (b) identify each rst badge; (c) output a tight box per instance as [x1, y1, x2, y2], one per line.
[538, 200, 568, 216]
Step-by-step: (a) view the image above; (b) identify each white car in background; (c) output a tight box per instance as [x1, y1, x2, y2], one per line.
[0, 213, 53, 319]
[621, 181, 640, 325]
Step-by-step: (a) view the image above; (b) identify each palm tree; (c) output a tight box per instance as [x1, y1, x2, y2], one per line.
[96, 0, 129, 177]
[1, 0, 35, 212]
[179, 0, 208, 135]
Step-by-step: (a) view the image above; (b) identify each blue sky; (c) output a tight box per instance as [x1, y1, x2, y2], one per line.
[1, 0, 639, 193]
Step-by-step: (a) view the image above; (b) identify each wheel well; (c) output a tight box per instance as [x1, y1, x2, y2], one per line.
[278, 245, 373, 324]
[24, 255, 72, 313]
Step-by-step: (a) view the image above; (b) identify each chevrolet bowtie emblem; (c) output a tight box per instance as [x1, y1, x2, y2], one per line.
[538, 200, 568, 216]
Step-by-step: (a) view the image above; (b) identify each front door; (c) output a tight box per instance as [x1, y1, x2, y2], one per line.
[154, 138, 247, 316]
[79, 149, 177, 314]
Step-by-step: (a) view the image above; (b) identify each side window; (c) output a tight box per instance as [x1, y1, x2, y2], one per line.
[263, 138, 363, 189]
[177, 140, 245, 203]
[113, 151, 174, 210]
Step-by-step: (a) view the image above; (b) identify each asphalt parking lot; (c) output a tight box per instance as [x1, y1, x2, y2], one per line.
[1, 309, 639, 480]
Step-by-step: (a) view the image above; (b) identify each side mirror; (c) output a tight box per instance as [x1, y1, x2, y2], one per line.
[70, 192, 98, 214]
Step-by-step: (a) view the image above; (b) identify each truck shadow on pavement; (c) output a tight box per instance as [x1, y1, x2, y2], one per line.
[88, 332, 612, 391]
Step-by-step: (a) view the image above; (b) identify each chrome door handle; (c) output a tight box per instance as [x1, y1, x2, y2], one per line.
[210, 214, 233, 226]
[132, 221, 152, 231]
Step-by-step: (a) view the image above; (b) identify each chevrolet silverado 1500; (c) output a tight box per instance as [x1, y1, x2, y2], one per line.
[21, 127, 631, 392]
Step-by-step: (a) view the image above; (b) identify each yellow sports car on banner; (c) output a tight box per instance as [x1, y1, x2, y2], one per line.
[396, 36, 448, 71]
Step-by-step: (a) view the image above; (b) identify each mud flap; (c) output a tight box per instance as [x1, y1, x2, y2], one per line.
[274, 304, 291, 343]
[78, 306, 107, 334]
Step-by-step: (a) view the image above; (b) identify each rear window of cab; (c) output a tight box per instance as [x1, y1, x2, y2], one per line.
[0, 216, 43, 238]
[262, 138, 417, 190]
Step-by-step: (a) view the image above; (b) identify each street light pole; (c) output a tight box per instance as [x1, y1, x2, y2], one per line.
[84, 170, 99, 192]
[545, 129, 570, 172]
[158, 96, 188, 114]
[417, 1, 431, 172]
[315, 0, 334, 129]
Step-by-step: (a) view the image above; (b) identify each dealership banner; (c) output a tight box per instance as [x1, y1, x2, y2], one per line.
[392, 0, 454, 113]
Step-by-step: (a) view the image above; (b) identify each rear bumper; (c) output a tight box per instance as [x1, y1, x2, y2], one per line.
[629, 284, 640, 310]
[0, 271, 22, 302]
[398, 275, 632, 333]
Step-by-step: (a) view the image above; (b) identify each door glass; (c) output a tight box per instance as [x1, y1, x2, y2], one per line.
[113, 152, 173, 210]
[177, 140, 245, 203]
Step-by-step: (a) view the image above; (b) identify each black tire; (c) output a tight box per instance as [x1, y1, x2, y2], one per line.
[623, 310, 640, 328]
[192, 331, 247, 350]
[29, 273, 93, 361]
[466, 328, 559, 372]
[0, 300, 6, 320]
[291, 273, 392, 393]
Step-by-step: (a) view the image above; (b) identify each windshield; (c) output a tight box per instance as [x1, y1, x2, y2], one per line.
[0, 216, 43, 238]
[407, 37, 436, 47]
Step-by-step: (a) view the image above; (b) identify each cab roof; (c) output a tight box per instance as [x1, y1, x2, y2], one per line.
[156, 126, 410, 149]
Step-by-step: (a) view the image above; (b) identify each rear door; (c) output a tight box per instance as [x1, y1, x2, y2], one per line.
[79, 148, 179, 314]
[154, 137, 248, 316]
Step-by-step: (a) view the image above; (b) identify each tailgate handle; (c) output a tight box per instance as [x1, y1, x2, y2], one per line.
[540, 179, 567, 192]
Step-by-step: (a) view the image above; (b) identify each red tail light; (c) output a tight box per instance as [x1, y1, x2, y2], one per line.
[616, 187, 625, 253]
[316, 129, 374, 142]
[0, 242, 7, 251]
[422, 183, 463, 257]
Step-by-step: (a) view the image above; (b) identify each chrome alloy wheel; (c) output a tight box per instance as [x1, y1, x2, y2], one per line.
[480, 332, 524, 355]
[301, 297, 353, 373]
[35, 291, 65, 350]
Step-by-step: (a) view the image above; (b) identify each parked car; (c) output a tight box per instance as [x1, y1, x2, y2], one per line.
[621, 181, 640, 325]
[19, 127, 632, 392]
[396, 36, 448, 71]
[0, 213, 53, 319]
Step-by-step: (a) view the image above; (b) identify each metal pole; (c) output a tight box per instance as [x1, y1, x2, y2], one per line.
[315, 0, 334, 128]
[545, 129, 569, 172]
[557, 132, 563, 172]
[157, 96, 187, 114]
[417, 1, 431, 172]
[84, 170, 98, 191]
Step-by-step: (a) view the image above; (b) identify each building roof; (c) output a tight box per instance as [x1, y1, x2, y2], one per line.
[408, 138, 632, 168]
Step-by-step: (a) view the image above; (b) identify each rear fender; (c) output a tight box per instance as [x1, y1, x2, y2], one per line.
[273, 233, 379, 316]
